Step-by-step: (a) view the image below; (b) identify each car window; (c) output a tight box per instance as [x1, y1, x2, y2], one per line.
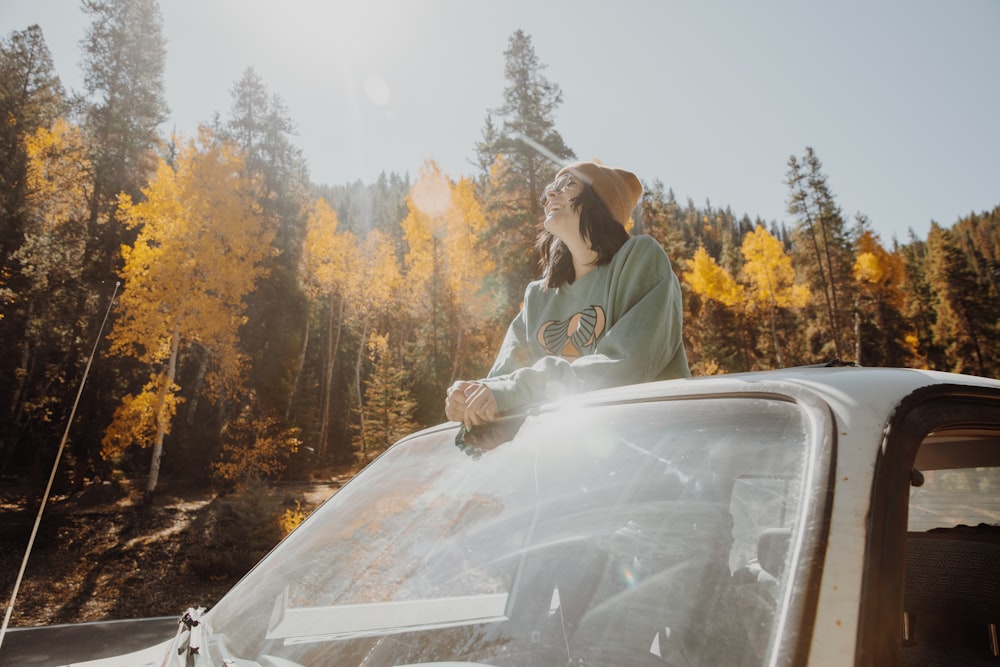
[902, 427, 1000, 665]
[908, 466, 1000, 532]
[205, 395, 827, 666]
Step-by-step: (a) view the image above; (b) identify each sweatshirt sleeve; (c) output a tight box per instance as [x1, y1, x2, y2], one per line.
[485, 297, 533, 378]
[482, 236, 689, 413]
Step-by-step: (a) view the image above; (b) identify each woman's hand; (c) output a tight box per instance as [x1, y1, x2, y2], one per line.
[445, 381, 474, 423]
[445, 381, 499, 429]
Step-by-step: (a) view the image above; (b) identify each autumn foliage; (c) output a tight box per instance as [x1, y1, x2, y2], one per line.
[103, 129, 274, 491]
[1, 17, 998, 494]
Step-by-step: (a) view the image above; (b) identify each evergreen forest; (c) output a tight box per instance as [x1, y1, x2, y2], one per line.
[2, 4, 998, 495]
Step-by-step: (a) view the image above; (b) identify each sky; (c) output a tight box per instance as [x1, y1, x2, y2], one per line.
[2, 0, 998, 244]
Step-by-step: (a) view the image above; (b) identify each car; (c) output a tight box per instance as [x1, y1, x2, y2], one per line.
[5, 365, 1000, 666]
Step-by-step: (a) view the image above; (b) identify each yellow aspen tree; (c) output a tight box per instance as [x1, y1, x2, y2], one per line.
[211, 410, 302, 485]
[299, 198, 356, 460]
[403, 161, 450, 291]
[20, 119, 92, 257]
[343, 230, 404, 451]
[443, 177, 497, 318]
[102, 128, 273, 493]
[740, 225, 809, 366]
[441, 173, 499, 379]
[403, 161, 499, 389]
[683, 246, 744, 307]
[853, 229, 910, 366]
[681, 247, 746, 373]
[854, 229, 904, 307]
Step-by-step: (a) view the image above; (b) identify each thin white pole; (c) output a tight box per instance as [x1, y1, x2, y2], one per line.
[0, 281, 120, 651]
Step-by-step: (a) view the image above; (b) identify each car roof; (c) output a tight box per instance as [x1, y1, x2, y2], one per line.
[547, 365, 1000, 417]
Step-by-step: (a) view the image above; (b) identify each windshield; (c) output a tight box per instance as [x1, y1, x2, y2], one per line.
[204, 395, 821, 666]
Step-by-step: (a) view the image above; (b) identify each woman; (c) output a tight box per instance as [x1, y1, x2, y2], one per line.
[446, 161, 689, 429]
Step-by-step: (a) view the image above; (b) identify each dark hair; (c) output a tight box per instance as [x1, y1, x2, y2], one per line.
[536, 181, 630, 289]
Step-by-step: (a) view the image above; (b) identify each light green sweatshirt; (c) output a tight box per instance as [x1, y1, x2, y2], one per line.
[482, 235, 690, 413]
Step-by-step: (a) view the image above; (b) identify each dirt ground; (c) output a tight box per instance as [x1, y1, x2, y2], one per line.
[0, 474, 353, 628]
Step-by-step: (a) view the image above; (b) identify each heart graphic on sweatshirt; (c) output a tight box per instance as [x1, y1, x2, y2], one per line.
[536, 305, 606, 360]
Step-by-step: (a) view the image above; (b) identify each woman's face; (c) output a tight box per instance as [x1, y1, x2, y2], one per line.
[542, 173, 583, 242]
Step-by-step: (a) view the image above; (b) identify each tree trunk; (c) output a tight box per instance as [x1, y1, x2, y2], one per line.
[764, 269, 785, 368]
[8, 300, 39, 429]
[817, 213, 844, 356]
[147, 328, 180, 495]
[286, 311, 310, 422]
[185, 344, 208, 426]
[854, 308, 862, 365]
[354, 318, 370, 459]
[805, 216, 841, 360]
[319, 294, 344, 460]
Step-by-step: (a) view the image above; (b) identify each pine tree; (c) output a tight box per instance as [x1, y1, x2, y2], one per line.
[1, 119, 91, 476]
[218, 67, 306, 229]
[80, 0, 167, 231]
[639, 180, 687, 263]
[353, 333, 417, 462]
[927, 223, 1000, 376]
[786, 147, 854, 361]
[0, 25, 64, 267]
[475, 30, 575, 310]
[899, 233, 945, 369]
[950, 207, 1000, 295]
[216, 67, 310, 418]
[0, 26, 66, 473]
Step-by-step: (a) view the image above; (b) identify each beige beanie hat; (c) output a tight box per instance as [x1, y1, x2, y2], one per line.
[556, 161, 643, 226]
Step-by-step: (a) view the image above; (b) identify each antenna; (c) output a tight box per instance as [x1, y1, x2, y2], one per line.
[0, 280, 120, 651]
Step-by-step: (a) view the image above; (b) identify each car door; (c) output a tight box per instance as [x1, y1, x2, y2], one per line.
[857, 382, 1000, 666]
